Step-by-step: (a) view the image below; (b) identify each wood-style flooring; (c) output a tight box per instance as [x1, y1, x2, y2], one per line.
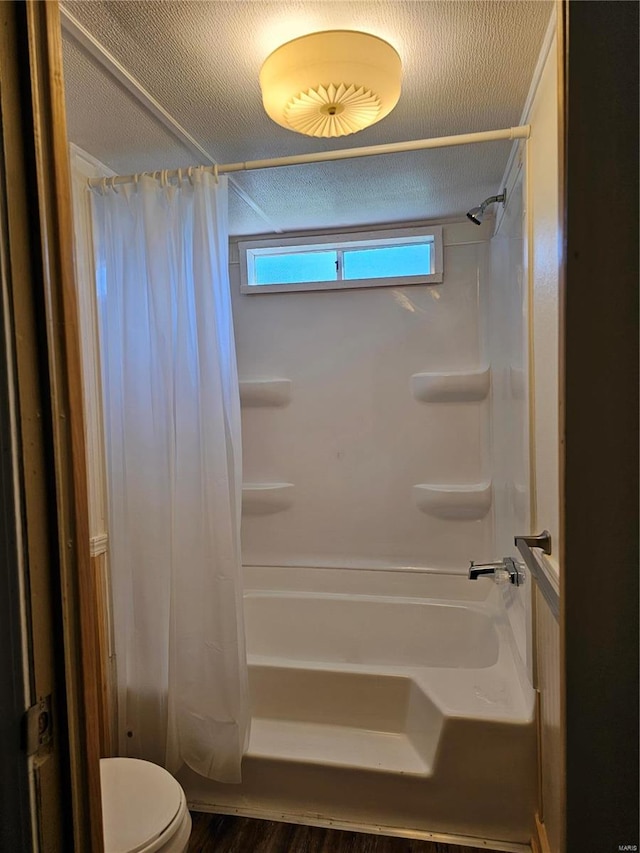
[188, 813, 503, 853]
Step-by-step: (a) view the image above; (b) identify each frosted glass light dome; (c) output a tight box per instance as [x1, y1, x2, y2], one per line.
[259, 30, 402, 138]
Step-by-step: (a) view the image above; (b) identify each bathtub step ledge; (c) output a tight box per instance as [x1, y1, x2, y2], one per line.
[249, 718, 432, 778]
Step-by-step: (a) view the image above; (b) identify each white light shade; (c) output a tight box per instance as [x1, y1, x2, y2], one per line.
[259, 30, 402, 138]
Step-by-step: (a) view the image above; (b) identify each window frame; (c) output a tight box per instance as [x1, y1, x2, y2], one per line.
[238, 225, 444, 294]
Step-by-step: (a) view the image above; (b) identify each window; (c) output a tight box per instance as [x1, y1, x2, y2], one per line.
[238, 226, 443, 294]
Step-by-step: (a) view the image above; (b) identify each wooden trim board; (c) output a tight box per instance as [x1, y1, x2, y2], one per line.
[531, 814, 551, 853]
[21, 1, 105, 848]
[189, 803, 533, 853]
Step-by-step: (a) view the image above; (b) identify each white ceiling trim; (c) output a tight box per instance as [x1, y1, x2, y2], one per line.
[59, 5, 283, 233]
[498, 7, 557, 204]
[518, 7, 558, 129]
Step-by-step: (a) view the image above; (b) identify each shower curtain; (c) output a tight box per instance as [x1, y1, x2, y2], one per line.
[91, 170, 249, 783]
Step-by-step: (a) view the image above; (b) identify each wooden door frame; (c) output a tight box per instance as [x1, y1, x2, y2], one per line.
[0, 117, 32, 852]
[561, 1, 639, 850]
[1, 1, 104, 849]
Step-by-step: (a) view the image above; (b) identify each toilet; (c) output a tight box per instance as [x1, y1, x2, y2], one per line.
[100, 758, 192, 853]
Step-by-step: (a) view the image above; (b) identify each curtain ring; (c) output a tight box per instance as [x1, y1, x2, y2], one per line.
[213, 163, 219, 184]
[100, 177, 108, 195]
[187, 166, 194, 186]
[177, 168, 183, 185]
[108, 176, 119, 194]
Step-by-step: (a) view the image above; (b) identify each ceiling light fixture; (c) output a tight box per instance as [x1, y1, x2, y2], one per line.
[259, 30, 402, 139]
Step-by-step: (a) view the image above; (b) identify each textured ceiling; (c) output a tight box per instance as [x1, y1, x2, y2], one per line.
[61, 1, 552, 235]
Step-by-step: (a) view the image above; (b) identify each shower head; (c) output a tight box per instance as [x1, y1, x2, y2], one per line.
[466, 190, 506, 225]
[466, 205, 484, 225]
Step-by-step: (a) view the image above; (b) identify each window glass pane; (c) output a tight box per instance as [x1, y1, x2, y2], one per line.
[342, 243, 431, 280]
[254, 251, 338, 284]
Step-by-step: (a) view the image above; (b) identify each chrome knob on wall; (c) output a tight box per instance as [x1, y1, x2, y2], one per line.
[468, 556, 525, 586]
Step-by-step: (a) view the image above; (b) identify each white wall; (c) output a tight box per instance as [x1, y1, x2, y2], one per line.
[526, 31, 563, 853]
[69, 144, 112, 551]
[528, 35, 561, 587]
[487, 24, 562, 852]
[485, 157, 532, 672]
[482, 26, 561, 679]
[231, 220, 495, 572]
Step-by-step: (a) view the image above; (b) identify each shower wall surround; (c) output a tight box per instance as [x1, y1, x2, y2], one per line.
[484, 161, 532, 673]
[229, 219, 495, 572]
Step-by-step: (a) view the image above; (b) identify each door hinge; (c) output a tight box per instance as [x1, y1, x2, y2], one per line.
[24, 695, 53, 756]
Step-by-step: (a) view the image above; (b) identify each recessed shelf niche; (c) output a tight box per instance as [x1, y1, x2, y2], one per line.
[410, 366, 490, 403]
[413, 481, 492, 520]
[242, 483, 295, 515]
[239, 379, 292, 407]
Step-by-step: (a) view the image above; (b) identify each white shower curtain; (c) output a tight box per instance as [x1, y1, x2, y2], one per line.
[92, 170, 249, 782]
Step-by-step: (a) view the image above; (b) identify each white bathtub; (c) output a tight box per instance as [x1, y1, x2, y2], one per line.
[245, 593, 499, 668]
[180, 567, 537, 850]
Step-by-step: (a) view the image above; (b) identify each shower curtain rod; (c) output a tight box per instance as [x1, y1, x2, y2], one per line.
[87, 125, 530, 188]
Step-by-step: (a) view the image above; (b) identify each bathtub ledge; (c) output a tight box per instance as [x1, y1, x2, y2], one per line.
[249, 718, 433, 778]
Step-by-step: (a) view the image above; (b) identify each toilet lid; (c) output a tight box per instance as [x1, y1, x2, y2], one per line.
[100, 758, 184, 853]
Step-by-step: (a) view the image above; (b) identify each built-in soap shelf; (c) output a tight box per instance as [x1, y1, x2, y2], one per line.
[239, 378, 292, 408]
[410, 366, 490, 403]
[413, 481, 492, 520]
[242, 483, 294, 515]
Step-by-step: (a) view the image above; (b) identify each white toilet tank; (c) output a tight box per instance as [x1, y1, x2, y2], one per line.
[100, 758, 192, 853]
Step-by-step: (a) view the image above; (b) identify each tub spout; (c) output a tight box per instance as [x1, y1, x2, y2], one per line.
[468, 557, 525, 586]
[468, 561, 504, 580]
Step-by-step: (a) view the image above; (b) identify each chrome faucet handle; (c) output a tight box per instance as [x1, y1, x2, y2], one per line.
[503, 556, 526, 587]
